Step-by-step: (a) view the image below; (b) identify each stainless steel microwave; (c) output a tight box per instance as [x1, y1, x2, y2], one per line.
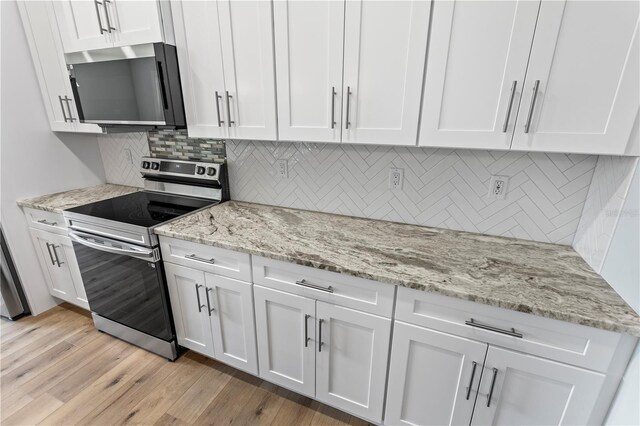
[66, 43, 185, 130]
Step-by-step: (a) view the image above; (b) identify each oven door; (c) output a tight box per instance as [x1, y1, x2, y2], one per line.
[69, 230, 174, 341]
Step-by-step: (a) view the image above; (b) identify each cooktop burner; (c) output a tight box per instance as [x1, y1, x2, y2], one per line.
[65, 191, 215, 228]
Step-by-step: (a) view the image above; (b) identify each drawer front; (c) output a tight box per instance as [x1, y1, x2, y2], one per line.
[159, 236, 251, 282]
[24, 208, 67, 235]
[396, 287, 621, 373]
[252, 256, 395, 317]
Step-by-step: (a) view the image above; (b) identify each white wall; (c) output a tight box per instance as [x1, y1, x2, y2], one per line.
[0, 0, 106, 315]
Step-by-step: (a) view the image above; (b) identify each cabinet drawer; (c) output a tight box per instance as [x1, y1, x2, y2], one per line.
[159, 236, 251, 281]
[24, 208, 67, 235]
[396, 287, 621, 372]
[252, 256, 395, 317]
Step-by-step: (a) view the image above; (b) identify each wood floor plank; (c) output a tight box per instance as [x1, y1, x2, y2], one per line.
[3, 393, 63, 426]
[39, 347, 157, 425]
[165, 358, 235, 423]
[1, 304, 368, 426]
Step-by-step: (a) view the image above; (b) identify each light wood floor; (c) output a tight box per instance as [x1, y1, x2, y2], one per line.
[0, 304, 371, 425]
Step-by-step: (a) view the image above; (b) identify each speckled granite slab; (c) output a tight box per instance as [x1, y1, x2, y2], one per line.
[17, 184, 140, 213]
[155, 201, 640, 336]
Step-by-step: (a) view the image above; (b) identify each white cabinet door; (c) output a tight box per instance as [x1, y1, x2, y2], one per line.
[315, 301, 391, 423]
[341, 0, 430, 146]
[57, 235, 89, 309]
[254, 285, 316, 397]
[512, 1, 640, 155]
[218, 0, 277, 141]
[53, 0, 112, 52]
[164, 263, 215, 358]
[273, 0, 345, 143]
[385, 322, 488, 426]
[29, 229, 79, 304]
[107, 0, 164, 47]
[172, 0, 227, 139]
[205, 274, 258, 375]
[18, 1, 102, 134]
[419, 0, 540, 150]
[471, 346, 606, 425]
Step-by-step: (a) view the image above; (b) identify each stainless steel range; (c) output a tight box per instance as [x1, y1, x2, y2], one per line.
[63, 157, 228, 360]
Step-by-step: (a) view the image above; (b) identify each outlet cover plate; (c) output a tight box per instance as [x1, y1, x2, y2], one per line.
[276, 159, 288, 178]
[488, 175, 509, 199]
[389, 168, 403, 190]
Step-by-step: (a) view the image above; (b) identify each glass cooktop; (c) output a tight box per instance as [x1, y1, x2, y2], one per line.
[65, 191, 216, 228]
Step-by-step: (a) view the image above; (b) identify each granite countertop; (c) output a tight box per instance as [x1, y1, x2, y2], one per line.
[17, 184, 140, 213]
[155, 201, 640, 336]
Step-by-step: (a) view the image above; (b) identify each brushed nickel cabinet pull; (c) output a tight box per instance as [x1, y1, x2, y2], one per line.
[63, 97, 76, 122]
[225, 91, 234, 127]
[46, 242, 56, 266]
[487, 368, 499, 407]
[205, 287, 214, 316]
[330, 86, 336, 129]
[59, 96, 68, 122]
[502, 80, 517, 132]
[215, 91, 224, 127]
[345, 86, 352, 129]
[465, 318, 523, 338]
[51, 244, 64, 267]
[102, 0, 116, 33]
[465, 361, 478, 400]
[524, 80, 540, 133]
[318, 318, 324, 352]
[304, 314, 310, 347]
[37, 219, 57, 226]
[94, 0, 108, 34]
[295, 279, 333, 293]
[195, 283, 205, 313]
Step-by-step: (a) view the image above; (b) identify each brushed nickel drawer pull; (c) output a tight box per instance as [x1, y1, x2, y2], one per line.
[185, 254, 215, 265]
[195, 284, 205, 313]
[502, 80, 517, 132]
[205, 287, 214, 315]
[524, 80, 540, 133]
[487, 368, 499, 407]
[295, 279, 333, 293]
[465, 318, 523, 338]
[45, 242, 56, 266]
[37, 219, 58, 226]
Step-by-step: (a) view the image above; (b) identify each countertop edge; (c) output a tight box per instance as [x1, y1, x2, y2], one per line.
[154, 228, 640, 337]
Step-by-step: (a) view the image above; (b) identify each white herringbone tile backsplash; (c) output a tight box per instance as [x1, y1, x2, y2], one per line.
[573, 156, 639, 272]
[97, 132, 149, 188]
[227, 141, 599, 245]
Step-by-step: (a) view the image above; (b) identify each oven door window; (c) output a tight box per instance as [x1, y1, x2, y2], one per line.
[72, 241, 173, 341]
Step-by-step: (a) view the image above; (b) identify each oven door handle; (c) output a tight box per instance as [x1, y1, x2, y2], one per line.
[68, 231, 156, 261]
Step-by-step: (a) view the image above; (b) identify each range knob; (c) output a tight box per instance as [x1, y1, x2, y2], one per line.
[151, 162, 160, 170]
[196, 166, 206, 175]
[141, 161, 150, 169]
[206, 167, 217, 176]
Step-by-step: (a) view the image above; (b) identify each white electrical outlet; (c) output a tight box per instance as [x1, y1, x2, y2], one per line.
[389, 168, 403, 190]
[124, 148, 133, 165]
[276, 159, 288, 178]
[488, 175, 509, 199]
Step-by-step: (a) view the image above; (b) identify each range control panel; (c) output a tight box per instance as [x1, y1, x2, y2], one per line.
[140, 157, 222, 182]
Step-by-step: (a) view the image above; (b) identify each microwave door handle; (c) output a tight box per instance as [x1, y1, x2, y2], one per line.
[68, 231, 155, 261]
[156, 61, 169, 110]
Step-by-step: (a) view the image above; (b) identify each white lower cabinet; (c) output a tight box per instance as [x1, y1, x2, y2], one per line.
[385, 321, 488, 426]
[253, 285, 316, 397]
[316, 301, 391, 422]
[254, 284, 391, 423]
[471, 346, 606, 426]
[164, 261, 258, 375]
[29, 227, 89, 310]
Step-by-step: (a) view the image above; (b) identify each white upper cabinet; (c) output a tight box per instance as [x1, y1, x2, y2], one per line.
[174, 0, 277, 140]
[342, 0, 431, 145]
[53, 0, 168, 53]
[273, 0, 345, 143]
[419, 0, 540, 150]
[217, 0, 277, 140]
[511, 0, 640, 155]
[18, 1, 102, 134]
[471, 346, 606, 425]
[172, 0, 226, 139]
